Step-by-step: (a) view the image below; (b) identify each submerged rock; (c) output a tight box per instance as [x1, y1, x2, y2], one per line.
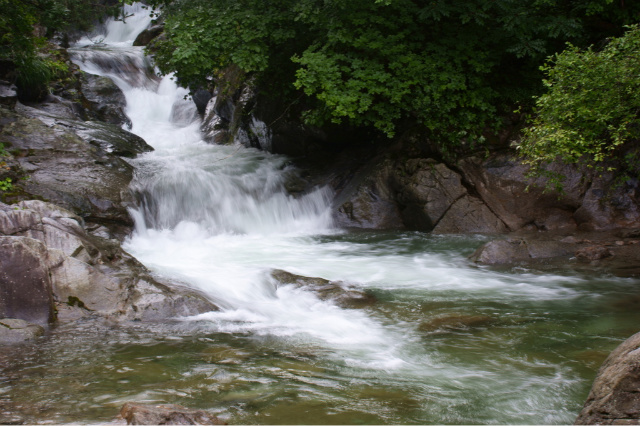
[120, 402, 226, 425]
[576, 331, 640, 424]
[270, 269, 376, 308]
[0, 318, 44, 344]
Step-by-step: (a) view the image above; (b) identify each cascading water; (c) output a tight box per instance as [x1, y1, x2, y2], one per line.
[9, 4, 639, 424]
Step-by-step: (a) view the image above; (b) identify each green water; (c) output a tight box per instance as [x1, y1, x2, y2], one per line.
[1, 233, 639, 425]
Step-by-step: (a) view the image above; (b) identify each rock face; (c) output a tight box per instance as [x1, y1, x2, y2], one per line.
[575, 331, 640, 424]
[0, 200, 218, 324]
[0, 236, 56, 325]
[120, 403, 226, 425]
[0, 104, 152, 235]
[80, 72, 132, 128]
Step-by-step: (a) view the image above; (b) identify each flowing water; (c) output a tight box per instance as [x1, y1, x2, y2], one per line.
[3, 4, 640, 424]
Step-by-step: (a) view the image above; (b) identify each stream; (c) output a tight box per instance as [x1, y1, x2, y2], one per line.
[3, 4, 640, 424]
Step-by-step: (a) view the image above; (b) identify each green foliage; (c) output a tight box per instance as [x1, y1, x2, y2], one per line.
[132, 0, 640, 146]
[0, 178, 12, 192]
[1, 0, 129, 98]
[519, 25, 640, 176]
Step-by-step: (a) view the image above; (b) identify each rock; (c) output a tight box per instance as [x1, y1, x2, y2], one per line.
[433, 195, 508, 233]
[120, 402, 225, 425]
[0, 236, 56, 325]
[0, 200, 218, 322]
[458, 153, 584, 231]
[0, 81, 17, 109]
[576, 245, 613, 262]
[0, 105, 144, 231]
[333, 158, 403, 229]
[133, 24, 164, 47]
[574, 175, 640, 231]
[80, 72, 132, 128]
[469, 239, 530, 264]
[390, 159, 506, 233]
[0, 318, 44, 344]
[575, 331, 640, 424]
[270, 269, 376, 308]
[192, 88, 212, 116]
[418, 314, 496, 333]
[469, 238, 574, 265]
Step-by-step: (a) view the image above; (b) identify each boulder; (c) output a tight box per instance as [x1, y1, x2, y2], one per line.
[0, 105, 150, 233]
[333, 157, 403, 229]
[80, 72, 132, 128]
[469, 238, 574, 265]
[458, 153, 584, 231]
[0, 81, 17, 109]
[270, 269, 376, 308]
[0, 236, 56, 325]
[133, 24, 164, 47]
[0, 200, 218, 322]
[0, 318, 44, 344]
[391, 158, 506, 233]
[576, 331, 640, 424]
[120, 402, 225, 425]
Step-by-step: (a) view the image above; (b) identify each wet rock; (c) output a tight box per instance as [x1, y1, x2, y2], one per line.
[576, 245, 613, 262]
[391, 159, 506, 233]
[333, 158, 403, 229]
[192, 88, 212, 116]
[469, 238, 574, 265]
[80, 72, 132, 128]
[133, 24, 164, 47]
[576, 331, 640, 424]
[433, 195, 508, 234]
[0, 81, 17, 109]
[419, 314, 496, 333]
[0, 200, 217, 322]
[0, 318, 44, 344]
[120, 402, 225, 425]
[0, 105, 144, 230]
[270, 269, 376, 308]
[0, 236, 56, 325]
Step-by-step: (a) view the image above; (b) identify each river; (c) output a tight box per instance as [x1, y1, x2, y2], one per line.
[4, 4, 640, 424]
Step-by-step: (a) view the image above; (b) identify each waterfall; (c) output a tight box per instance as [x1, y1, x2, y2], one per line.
[61, 5, 630, 423]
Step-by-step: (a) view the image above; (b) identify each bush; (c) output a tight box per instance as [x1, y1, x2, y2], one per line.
[520, 25, 640, 182]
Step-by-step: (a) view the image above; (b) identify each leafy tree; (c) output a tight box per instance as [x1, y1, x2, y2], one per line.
[148, 0, 639, 146]
[519, 24, 640, 183]
[1, 0, 127, 100]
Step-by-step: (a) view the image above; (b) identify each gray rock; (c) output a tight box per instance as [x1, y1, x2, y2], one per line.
[333, 158, 403, 229]
[80, 72, 132, 128]
[0, 81, 17, 109]
[0, 318, 44, 343]
[271, 269, 376, 308]
[469, 238, 531, 264]
[120, 402, 225, 425]
[576, 331, 640, 424]
[0, 105, 139, 230]
[0, 236, 55, 325]
[433, 195, 507, 234]
[0, 200, 218, 323]
[458, 153, 584, 232]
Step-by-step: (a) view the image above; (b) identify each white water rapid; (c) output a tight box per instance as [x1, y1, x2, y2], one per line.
[63, 5, 640, 424]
